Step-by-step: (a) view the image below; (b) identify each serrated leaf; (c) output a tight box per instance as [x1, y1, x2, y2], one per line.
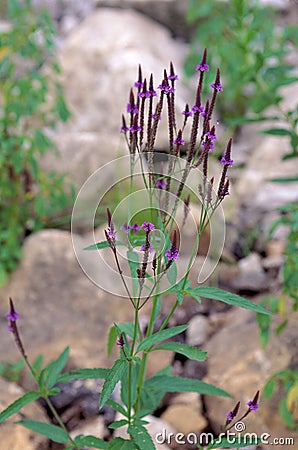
[0, 391, 40, 423]
[39, 347, 69, 389]
[145, 375, 231, 398]
[100, 359, 127, 409]
[58, 367, 109, 383]
[109, 419, 129, 430]
[84, 241, 124, 250]
[74, 434, 108, 449]
[192, 287, 273, 315]
[106, 399, 128, 417]
[137, 325, 188, 352]
[154, 342, 207, 361]
[108, 437, 139, 449]
[207, 436, 263, 449]
[108, 325, 118, 357]
[16, 420, 69, 443]
[128, 421, 155, 450]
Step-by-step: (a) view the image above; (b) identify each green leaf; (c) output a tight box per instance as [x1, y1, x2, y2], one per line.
[279, 397, 295, 429]
[269, 175, 298, 183]
[261, 127, 292, 136]
[263, 378, 276, 399]
[84, 240, 124, 250]
[107, 325, 118, 357]
[39, 347, 69, 389]
[0, 391, 40, 423]
[166, 261, 177, 285]
[16, 420, 69, 443]
[106, 399, 128, 417]
[206, 436, 263, 449]
[109, 419, 129, 430]
[184, 287, 202, 303]
[128, 420, 155, 450]
[137, 325, 188, 352]
[192, 287, 273, 315]
[108, 437, 139, 449]
[58, 368, 109, 383]
[74, 434, 108, 449]
[100, 359, 127, 409]
[145, 375, 231, 398]
[154, 342, 207, 361]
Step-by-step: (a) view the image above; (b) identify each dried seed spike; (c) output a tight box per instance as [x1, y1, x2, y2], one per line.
[207, 176, 214, 204]
[107, 208, 112, 228]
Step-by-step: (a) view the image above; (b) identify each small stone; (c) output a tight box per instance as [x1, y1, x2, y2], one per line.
[187, 315, 210, 346]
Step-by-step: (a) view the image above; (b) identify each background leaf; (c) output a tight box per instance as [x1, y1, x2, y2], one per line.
[16, 420, 69, 443]
[0, 391, 40, 423]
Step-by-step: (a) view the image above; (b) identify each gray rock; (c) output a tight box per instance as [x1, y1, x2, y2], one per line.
[231, 252, 270, 292]
[187, 314, 210, 346]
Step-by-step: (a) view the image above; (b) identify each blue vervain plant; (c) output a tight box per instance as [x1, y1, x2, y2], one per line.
[0, 51, 272, 449]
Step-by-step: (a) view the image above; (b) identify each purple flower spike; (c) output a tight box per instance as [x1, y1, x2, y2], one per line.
[158, 83, 175, 95]
[182, 107, 192, 117]
[120, 223, 129, 234]
[156, 179, 166, 189]
[226, 411, 234, 422]
[168, 74, 178, 81]
[165, 230, 179, 261]
[247, 391, 259, 412]
[116, 334, 125, 349]
[211, 68, 223, 91]
[129, 124, 142, 134]
[6, 298, 19, 333]
[192, 105, 205, 116]
[221, 156, 234, 166]
[196, 62, 209, 72]
[142, 222, 155, 232]
[129, 223, 141, 232]
[174, 131, 185, 146]
[127, 103, 139, 114]
[141, 243, 153, 253]
[152, 113, 162, 121]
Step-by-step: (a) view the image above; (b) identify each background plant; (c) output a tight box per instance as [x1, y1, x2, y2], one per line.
[185, 0, 298, 140]
[0, 0, 73, 285]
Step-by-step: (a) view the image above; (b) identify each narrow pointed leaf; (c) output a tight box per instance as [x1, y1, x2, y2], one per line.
[128, 421, 155, 450]
[192, 287, 273, 315]
[100, 359, 127, 409]
[74, 434, 109, 449]
[58, 367, 109, 383]
[84, 241, 124, 250]
[39, 347, 69, 389]
[145, 375, 231, 397]
[16, 420, 69, 443]
[0, 391, 40, 423]
[154, 342, 207, 361]
[108, 437, 139, 449]
[137, 325, 188, 352]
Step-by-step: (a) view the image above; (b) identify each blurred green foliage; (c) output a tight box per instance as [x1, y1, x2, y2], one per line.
[0, 0, 74, 285]
[185, 0, 298, 123]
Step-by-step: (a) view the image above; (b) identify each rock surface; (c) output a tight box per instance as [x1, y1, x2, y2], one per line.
[203, 307, 298, 449]
[0, 378, 48, 450]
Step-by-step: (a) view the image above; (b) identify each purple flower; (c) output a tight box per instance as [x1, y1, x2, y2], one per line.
[6, 310, 20, 322]
[158, 84, 175, 95]
[165, 231, 179, 261]
[116, 334, 125, 349]
[120, 223, 129, 234]
[211, 81, 223, 92]
[168, 74, 178, 81]
[156, 179, 166, 189]
[174, 136, 185, 146]
[202, 140, 215, 150]
[129, 223, 141, 232]
[182, 109, 192, 117]
[141, 243, 153, 253]
[126, 103, 139, 114]
[192, 105, 205, 116]
[152, 113, 162, 121]
[129, 124, 142, 133]
[6, 298, 19, 333]
[106, 229, 117, 240]
[142, 222, 155, 232]
[134, 80, 144, 89]
[221, 156, 234, 166]
[196, 62, 209, 72]
[120, 125, 129, 134]
[226, 411, 234, 422]
[247, 401, 259, 412]
[205, 130, 216, 141]
[138, 89, 157, 99]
